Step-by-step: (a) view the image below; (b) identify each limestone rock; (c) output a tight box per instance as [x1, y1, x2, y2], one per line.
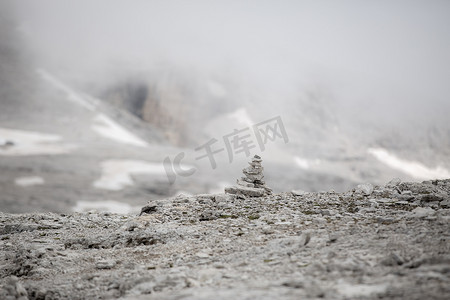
[357, 183, 374, 195]
[139, 202, 157, 216]
[292, 189, 307, 196]
[387, 177, 402, 186]
[224, 186, 265, 197]
[96, 260, 116, 269]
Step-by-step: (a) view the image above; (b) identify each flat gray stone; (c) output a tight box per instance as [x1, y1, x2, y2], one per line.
[96, 260, 116, 269]
[214, 194, 234, 202]
[409, 207, 435, 218]
[225, 186, 266, 197]
[387, 178, 401, 186]
[292, 189, 307, 196]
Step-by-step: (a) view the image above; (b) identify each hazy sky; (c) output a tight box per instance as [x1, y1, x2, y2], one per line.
[11, 0, 450, 118]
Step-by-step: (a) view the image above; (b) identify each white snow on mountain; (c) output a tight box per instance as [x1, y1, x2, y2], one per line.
[91, 114, 149, 147]
[14, 176, 45, 187]
[37, 69, 96, 111]
[368, 147, 450, 180]
[93, 159, 166, 191]
[294, 156, 311, 170]
[227, 107, 253, 128]
[0, 127, 77, 156]
[38, 69, 149, 147]
[72, 200, 138, 214]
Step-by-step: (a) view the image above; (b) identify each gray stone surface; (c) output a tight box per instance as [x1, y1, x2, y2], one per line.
[1, 178, 450, 299]
[357, 183, 374, 195]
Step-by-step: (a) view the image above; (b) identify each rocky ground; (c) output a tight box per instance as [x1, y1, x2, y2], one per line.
[1, 178, 449, 300]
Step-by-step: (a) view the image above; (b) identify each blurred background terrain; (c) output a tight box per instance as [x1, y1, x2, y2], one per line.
[1, 0, 449, 213]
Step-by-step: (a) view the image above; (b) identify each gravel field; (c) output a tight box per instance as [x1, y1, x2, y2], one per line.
[1, 179, 449, 299]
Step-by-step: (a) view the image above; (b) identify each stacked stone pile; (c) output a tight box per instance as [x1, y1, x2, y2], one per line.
[225, 155, 272, 197]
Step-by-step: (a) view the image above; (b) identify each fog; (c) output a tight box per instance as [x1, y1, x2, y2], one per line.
[2, 3, 450, 296]
[2, 0, 450, 211]
[12, 0, 450, 113]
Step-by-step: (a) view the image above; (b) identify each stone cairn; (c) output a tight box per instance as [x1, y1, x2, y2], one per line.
[225, 155, 272, 197]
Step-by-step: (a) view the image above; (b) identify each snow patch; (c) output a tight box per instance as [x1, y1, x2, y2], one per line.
[36, 69, 96, 111]
[15, 176, 45, 187]
[368, 147, 450, 180]
[228, 108, 253, 127]
[337, 282, 387, 297]
[38, 70, 149, 147]
[0, 127, 77, 156]
[73, 200, 137, 214]
[93, 160, 166, 191]
[294, 156, 321, 170]
[91, 114, 149, 147]
[294, 156, 310, 170]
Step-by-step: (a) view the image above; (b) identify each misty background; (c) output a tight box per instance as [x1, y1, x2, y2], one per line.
[1, 0, 450, 213]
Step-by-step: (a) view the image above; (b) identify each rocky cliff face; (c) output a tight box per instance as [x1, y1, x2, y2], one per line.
[1, 178, 449, 299]
[94, 67, 450, 195]
[98, 68, 239, 147]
